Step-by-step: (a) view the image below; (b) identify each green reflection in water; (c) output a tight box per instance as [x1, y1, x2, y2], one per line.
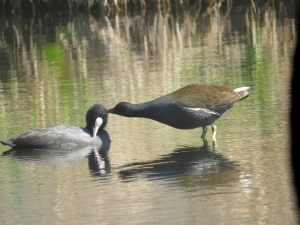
[0, 3, 298, 224]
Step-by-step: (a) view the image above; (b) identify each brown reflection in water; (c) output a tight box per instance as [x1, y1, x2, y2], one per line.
[0, 2, 298, 224]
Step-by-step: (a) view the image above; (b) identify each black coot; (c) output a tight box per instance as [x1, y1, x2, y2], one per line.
[0, 104, 110, 150]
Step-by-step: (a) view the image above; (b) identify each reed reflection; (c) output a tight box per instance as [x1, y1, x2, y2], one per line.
[0, 2, 295, 141]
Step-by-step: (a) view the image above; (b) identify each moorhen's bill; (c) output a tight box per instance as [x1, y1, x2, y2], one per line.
[108, 84, 256, 141]
[0, 104, 110, 149]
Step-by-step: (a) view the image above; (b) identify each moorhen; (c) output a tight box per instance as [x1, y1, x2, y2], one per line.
[108, 84, 256, 142]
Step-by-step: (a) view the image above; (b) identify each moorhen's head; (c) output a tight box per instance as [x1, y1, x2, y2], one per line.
[86, 104, 108, 137]
[108, 102, 133, 116]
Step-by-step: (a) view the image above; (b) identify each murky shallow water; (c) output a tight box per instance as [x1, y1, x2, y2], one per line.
[0, 2, 298, 224]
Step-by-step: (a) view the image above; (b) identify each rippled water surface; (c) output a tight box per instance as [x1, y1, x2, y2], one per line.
[0, 2, 298, 224]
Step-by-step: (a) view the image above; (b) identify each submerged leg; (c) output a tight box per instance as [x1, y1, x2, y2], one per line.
[201, 126, 208, 140]
[212, 123, 217, 142]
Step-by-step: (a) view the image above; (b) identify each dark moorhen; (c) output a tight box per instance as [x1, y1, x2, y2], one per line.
[108, 84, 256, 142]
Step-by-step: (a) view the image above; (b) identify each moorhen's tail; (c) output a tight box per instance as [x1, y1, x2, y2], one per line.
[234, 84, 257, 101]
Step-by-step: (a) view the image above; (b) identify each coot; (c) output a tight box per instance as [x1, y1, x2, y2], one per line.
[0, 104, 110, 149]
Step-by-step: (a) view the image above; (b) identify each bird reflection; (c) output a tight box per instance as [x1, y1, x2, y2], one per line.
[2, 144, 111, 179]
[119, 145, 239, 188]
[88, 150, 111, 176]
[2, 142, 110, 166]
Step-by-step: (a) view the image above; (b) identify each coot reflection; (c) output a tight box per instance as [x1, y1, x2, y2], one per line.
[0, 104, 110, 150]
[88, 150, 111, 176]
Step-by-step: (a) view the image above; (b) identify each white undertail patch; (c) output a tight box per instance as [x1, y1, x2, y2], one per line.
[234, 86, 251, 92]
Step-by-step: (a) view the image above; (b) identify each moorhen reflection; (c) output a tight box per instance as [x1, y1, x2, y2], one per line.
[1, 104, 110, 150]
[108, 84, 256, 142]
[119, 145, 239, 187]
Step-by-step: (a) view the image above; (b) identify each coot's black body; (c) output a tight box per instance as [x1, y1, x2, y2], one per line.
[0, 104, 110, 150]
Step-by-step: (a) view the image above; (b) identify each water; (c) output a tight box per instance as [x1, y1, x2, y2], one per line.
[0, 2, 298, 224]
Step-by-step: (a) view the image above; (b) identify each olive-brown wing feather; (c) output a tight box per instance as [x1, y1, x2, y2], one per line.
[167, 84, 243, 113]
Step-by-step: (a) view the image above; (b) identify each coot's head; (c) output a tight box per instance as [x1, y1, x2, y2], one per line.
[107, 102, 133, 116]
[86, 104, 108, 137]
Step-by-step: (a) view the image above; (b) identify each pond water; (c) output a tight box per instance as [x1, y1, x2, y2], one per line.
[0, 1, 298, 224]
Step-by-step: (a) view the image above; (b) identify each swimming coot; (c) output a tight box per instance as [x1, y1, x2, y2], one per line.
[0, 103, 110, 149]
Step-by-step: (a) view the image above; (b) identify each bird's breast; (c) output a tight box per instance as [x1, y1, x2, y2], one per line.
[141, 99, 221, 129]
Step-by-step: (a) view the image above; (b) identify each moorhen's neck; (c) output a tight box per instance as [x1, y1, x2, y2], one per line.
[122, 102, 153, 117]
[113, 97, 169, 118]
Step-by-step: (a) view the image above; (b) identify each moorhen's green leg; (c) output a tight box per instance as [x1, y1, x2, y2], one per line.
[212, 123, 217, 142]
[201, 126, 208, 140]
